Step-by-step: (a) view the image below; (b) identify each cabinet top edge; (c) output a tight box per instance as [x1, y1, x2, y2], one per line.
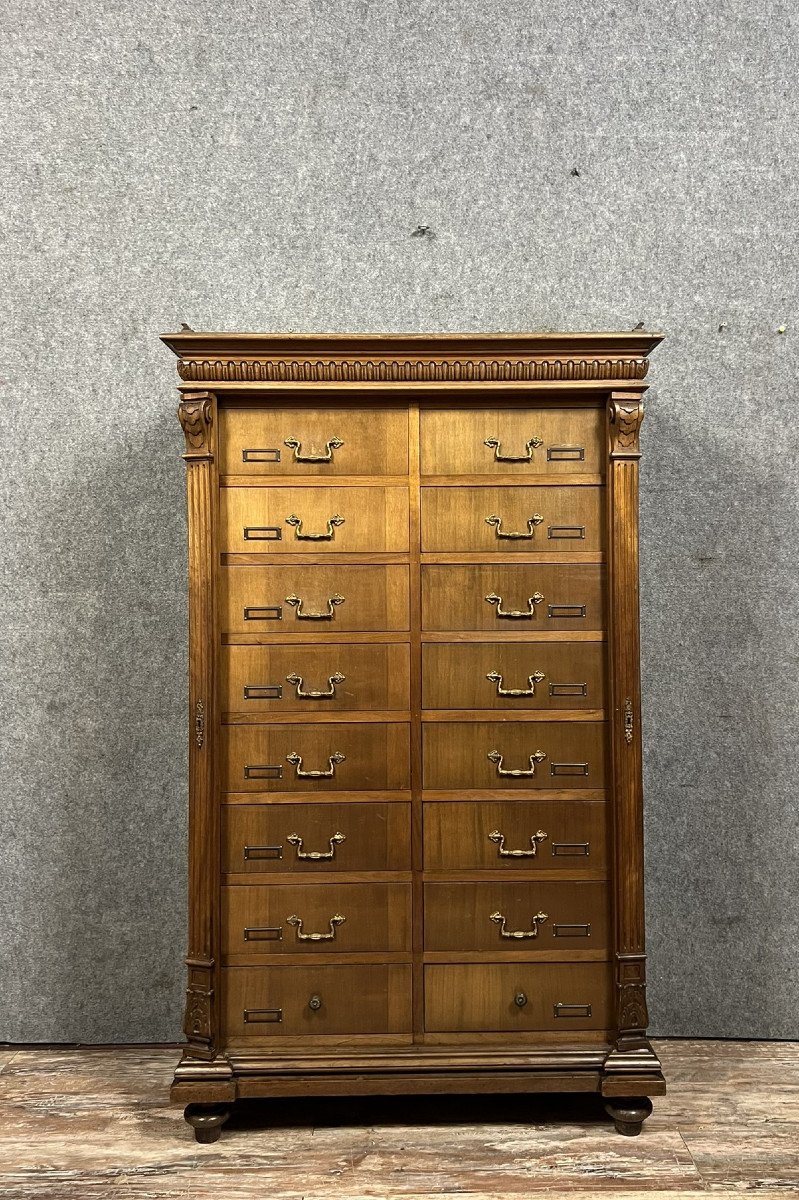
[161, 331, 664, 359]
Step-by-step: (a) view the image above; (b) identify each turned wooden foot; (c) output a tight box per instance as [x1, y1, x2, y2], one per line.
[604, 1096, 653, 1136]
[184, 1103, 231, 1144]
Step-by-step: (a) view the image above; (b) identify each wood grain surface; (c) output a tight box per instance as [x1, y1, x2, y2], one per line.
[0, 1040, 796, 1197]
[419, 406, 605, 476]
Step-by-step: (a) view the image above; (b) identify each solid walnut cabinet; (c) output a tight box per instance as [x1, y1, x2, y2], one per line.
[164, 331, 665, 1144]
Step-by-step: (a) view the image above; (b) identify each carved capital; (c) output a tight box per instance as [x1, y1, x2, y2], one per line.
[609, 395, 645, 459]
[183, 957, 215, 1059]
[178, 392, 214, 459]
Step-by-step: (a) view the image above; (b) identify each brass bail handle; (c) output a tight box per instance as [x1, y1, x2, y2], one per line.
[485, 514, 544, 540]
[487, 749, 547, 777]
[485, 592, 544, 619]
[286, 513, 345, 541]
[284, 594, 345, 620]
[284, 435, 344, 463]
[484, 435, 543, 463]
[286, 751, 346, 779]
[490, 910, 548, 939]
[488, 829, 548, 857]
[286, 671, 346, 699]
[486, 670, 545, 697]
[286, 913, 346, 942]
[286, 831, 346, 861]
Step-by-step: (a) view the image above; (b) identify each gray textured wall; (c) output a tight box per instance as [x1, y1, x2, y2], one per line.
[1, 0, 797, 1043]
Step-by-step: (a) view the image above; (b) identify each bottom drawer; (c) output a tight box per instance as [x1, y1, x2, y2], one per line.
[424, 963, 611, 1032]
[224, 965, 412, 1037]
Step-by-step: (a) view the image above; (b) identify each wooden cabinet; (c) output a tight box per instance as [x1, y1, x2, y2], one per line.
[166, 332, 666, 1144]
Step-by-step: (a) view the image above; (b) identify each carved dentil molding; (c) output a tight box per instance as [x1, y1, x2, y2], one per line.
[609, 397, 645, 457]
[177, 356, 649, 384]
[177, 393, 214, 457]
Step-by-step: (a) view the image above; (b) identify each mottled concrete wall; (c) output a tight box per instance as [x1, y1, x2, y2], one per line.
[1, 0, 796, 1040]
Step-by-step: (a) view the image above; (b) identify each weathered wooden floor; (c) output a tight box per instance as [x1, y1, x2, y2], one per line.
[0, 1040, 797, 1198]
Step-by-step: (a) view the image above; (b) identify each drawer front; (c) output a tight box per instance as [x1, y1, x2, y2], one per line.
[423, 801, 607, 871]
[424, 963, 611, 1032]
[423, 721, 606, 791]
[223, 723, 410, 792]
[225, 964, 412, 1037]
[424, 881, 608, 951]
[422, 643, 604, 711]
[223, 883, 411, 955]
[223, 803, 412, 873]
[222, 644, 410, 713]
[222, 486, 409, 554]
[422, 565, 604, 631]
[420, 407, 604, 476]
[220, 406, 409, 477]
[221, 565, 410, 634]
[421, 487, 603, 554]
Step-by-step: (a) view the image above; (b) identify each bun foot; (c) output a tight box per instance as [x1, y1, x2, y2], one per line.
[184, 1103, 231, 1144]
[604, 1096, 653, 1136]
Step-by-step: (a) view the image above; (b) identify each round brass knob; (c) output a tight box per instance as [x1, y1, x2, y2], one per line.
[514, 991, 528, 1008]
[308, 994, 322, 1011]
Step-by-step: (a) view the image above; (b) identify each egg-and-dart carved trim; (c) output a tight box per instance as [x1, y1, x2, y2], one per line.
[177, 357, 649, 383]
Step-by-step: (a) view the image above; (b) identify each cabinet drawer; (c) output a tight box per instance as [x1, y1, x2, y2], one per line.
[221, 565, 409, 634]
[422, 565, 604, 631]
[225, 965, 412, 1037]
[421, 487, 603, 554]
[222, 487, 409, 554]
[220, 406, 409, 477]
[424, 881, 608, 951]
[223, 803, 412, 873]
[422, 643, 604, 710]
[223, 883, 411, 955]
[420, 407, 604, 476]
[423, 801, 607, 872]
[423, 721, 606, 791]
[222, 723, 410, 792]
[424, 963, 611, 1032]
[222, 644, 410, 713]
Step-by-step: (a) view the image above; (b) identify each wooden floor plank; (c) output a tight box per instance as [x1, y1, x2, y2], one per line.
[0, 1041, 796, 1199]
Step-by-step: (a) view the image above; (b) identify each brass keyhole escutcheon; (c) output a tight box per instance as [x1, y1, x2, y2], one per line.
[514, 992, 528, 1008]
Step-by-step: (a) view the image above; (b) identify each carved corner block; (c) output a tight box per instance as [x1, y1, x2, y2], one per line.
[178, 392, 215, 460]
[183, 957, 216, 1060]
[616, 953, 650, 1047]
[608, 395, 645, 459]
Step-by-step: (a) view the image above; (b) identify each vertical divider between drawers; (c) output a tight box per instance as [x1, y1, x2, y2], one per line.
[408, 403, 424, 1038]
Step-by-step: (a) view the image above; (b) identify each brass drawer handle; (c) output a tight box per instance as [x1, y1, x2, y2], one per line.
[285, 513, 345, 541]
[286, 671, 346, 699]
[484, 436, 543, 463]
[485, 513, 544, 540]
[286, 831, 346, 860]
[486, 670, 545, 697]
[284, 435, 343, 463]
[485, 592, 544, 619]
[490, 910, 548, 939]
[285, 594, 345, 620]
[308, 993, 323, 1011]
[488, 829, 548, 857]
[286, 750, 345, 778]
[487, 749, 546, 777]
[286, 913, 345, 941]
[514, 991, 528, 1008]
